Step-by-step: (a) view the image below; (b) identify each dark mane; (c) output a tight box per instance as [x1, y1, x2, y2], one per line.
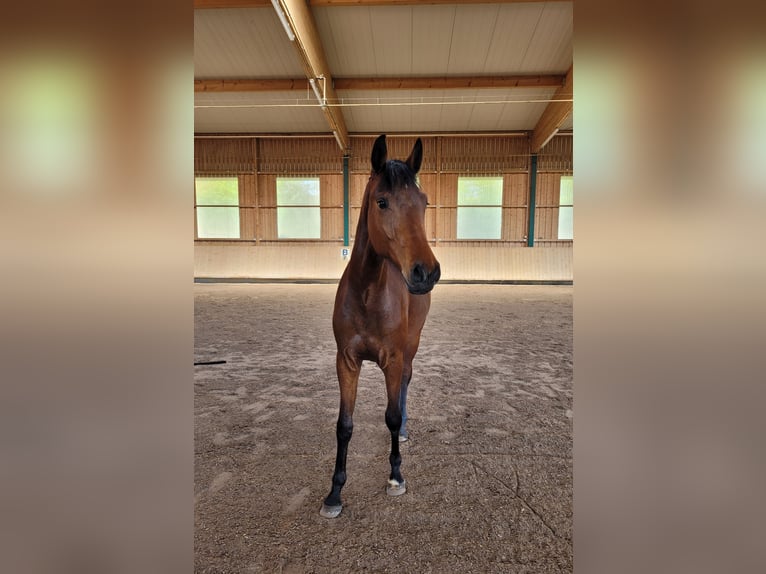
[380, 159, 417, 191]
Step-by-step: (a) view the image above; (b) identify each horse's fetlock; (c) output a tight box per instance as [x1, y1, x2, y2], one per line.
[333, 471, 347, 486]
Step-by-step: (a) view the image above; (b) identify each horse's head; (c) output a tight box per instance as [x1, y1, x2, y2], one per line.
[366, 134, 441, 295]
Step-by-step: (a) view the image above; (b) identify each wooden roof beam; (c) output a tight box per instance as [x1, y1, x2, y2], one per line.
[195, 78, 309, 92]
[194, 0, 562, 7]
[531, 65, 572, 153]
[276, 0, 350, 151]
[309, 0, 560, 5]
[195, 0, 271, 8]
[195, 74, 566, 92]
[336, 75, 564, 90]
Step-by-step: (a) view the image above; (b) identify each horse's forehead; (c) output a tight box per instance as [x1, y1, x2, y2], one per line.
[373, 166, 419, 195]
[376, 181, 420, 198]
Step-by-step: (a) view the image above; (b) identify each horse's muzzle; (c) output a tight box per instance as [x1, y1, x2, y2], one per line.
[407, 262, 441, 295]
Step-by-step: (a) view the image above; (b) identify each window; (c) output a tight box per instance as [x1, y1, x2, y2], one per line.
[558, 176, 573, 240]
[276, 177, 320, 239]
[457, 177, 503, 239]
[195, 177, 240, 239]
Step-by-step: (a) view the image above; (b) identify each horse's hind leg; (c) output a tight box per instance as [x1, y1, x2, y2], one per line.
[383, 359, 407, 496]
[320, 351, 360, 518]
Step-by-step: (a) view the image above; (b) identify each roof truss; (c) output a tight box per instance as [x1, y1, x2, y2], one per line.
[195, 1, 573, 143]
[531, 65, 572, 152]
[195, 75, 566, 92]
[194, 0, 562, 8]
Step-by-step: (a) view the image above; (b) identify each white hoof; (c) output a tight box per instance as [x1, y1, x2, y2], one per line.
[386, 479, 407, 496]
[319, 503, 342, 518]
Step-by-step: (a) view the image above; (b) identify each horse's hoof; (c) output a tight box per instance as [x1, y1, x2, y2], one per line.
[386, 479, 407, 497]
[319, 503, 342, 518]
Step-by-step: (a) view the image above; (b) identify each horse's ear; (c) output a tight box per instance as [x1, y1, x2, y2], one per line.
[406, 138, 423, 175]
[371, 134, 387, 173]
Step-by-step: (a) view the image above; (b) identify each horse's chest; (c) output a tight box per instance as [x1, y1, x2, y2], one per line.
[359, 289, 405, 333]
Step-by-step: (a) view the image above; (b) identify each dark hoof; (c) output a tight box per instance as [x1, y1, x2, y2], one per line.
[319, 503, 342, 518]
[386, 479, 407, 497]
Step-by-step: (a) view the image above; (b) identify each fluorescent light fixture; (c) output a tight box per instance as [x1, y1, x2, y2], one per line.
[333, 130, 344, 150]
[309, 78, 325, 108]
[270, 0, 295, 42]
[538, 128, 559, 151]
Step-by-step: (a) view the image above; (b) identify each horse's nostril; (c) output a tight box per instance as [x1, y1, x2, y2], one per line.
[412, 263, 428, 284]
[430, 264, 441, 284]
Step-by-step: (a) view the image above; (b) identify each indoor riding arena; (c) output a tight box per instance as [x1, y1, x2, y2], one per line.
[194, 1, 573, 572]
[195, 283, 571, 572]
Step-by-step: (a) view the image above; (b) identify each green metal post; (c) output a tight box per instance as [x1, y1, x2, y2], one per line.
[527, 153, 538, 247]
[343, 155, 350, 246]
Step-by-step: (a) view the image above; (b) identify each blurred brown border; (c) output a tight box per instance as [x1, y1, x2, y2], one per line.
[2, 1, 766, 572]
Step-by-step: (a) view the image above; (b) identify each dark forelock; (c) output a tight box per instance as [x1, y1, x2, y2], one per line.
[380, 160, 417, 191]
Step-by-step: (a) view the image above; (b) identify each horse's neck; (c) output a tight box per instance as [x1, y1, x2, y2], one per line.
[348, 185, 386, 286]
[349, 222, 382, 281]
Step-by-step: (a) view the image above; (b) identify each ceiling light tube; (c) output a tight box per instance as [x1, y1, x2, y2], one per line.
[538, 128, 559, 151]
[333, 130, 344, 150]
[318, 75, 326, 102]
[309, 78, 325, 108]
[270, 0, 295, 42]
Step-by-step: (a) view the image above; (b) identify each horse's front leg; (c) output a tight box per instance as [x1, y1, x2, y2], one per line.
[398, 361, 413, 442]
[383, 356, 407, 496]
[320, 350, 360, 518]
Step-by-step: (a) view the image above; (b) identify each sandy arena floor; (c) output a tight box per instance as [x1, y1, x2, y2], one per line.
[194, 283, 572, 573]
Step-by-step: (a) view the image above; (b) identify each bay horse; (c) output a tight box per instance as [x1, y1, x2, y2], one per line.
[320, 134, 441, 519]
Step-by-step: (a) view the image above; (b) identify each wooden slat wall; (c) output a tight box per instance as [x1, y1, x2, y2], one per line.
[440, 136, 528, 172]
[437, 174, 458, 241]
[535, 172, 561, 243]
[195, 134, 572, 248]
[349, 174, 367, 240]
[320, 175, 344, 241]
[256, 174, 276, 241]
[418, 173, 438, 240]
[537, 134, 573, 172]
[257, 138, 342, 174]
[195, 138, 256, 174]
[239, 174, 258, 240]
[535, 135, 573, 246]
[350, 136, 438, 173]
[503, 173, 529, 242]
[195, 243, 572, 282]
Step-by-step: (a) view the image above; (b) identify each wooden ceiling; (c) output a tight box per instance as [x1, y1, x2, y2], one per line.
[194, 0, 573, 151]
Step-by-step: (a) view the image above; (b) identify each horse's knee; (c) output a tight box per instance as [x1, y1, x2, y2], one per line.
[336, 415, 353, 442]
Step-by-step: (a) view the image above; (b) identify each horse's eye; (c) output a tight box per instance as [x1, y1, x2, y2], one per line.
[377, 198, 388, 209]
